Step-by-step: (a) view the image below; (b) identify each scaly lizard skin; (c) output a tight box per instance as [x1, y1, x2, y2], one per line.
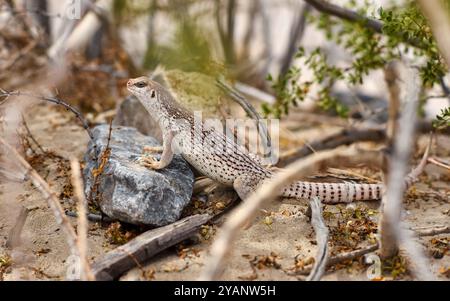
[127, 77, 427, 203]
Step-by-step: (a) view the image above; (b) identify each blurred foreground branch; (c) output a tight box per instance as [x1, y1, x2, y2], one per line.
[378, 63, 435, 280]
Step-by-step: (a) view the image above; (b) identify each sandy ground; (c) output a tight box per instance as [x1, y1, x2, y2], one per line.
[0, 102, 449, 281]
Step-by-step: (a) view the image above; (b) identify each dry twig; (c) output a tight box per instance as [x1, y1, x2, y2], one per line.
[91, 214, 211, 280]
[427, 157, 450, 171]
[304, 0, 424, 48]
[0, 89, 93, 140]
[287, 243, 379, 276]
[414, 225, 450, 237]
[70, 158, 95, 281]
[279, 127, 385, 166]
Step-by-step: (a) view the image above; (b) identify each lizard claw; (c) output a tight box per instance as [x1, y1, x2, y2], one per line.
[137, 154, 160, 169]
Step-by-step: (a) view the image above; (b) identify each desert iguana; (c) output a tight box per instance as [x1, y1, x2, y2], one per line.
[127, 77, 428, 203]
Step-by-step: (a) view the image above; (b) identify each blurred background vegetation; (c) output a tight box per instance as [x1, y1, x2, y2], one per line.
[0, 0, 449, 129]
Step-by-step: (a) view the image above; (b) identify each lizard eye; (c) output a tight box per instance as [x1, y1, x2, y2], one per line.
[150, 90, 156, 98]
[134, 81, 147, 88]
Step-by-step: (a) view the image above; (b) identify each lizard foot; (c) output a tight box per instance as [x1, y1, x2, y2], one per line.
[137, 154, 160, 169]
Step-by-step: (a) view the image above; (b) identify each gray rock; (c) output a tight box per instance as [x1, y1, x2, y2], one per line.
[113, 95, 163, 143]
[83, 124, 194, 226]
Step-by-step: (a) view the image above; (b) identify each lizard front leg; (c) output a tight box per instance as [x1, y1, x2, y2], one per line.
[139, 131, 174, 170]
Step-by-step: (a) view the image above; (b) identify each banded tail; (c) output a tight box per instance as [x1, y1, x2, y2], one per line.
[281, 140, 430, 204]
[282, 181, 382, 203]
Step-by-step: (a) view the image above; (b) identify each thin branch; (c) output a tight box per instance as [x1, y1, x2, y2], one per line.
[258, 0, 272, 77]
[280, 4, 311, 75]
[427, 157, 450, 171]
[287, 243, 379, 276]
[70, 158, 95, 281]
[279, 127, 385, 166]
[0, 90, 93, 140]
[234, 82, 276, 104]
[241, 1, 259, 60]
[199, 146, 377, 280]
[21, 115, 45, 154]
[216, 78, 272, 155]
[215, 0, 236, 64]
[306, 197, 329, 281]
[65, 210, 114, 223]
[289, 223, 449, 276]
[304, 0, 382, 32]
[304, 0, 424, 49]
[328, 244, 378, 267]
[414, 225, 450, 237]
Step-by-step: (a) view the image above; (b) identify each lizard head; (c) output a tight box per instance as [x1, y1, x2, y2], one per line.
[127, 76, 158, 101]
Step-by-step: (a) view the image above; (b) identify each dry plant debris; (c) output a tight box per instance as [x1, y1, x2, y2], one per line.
[104, 222, 137, 245]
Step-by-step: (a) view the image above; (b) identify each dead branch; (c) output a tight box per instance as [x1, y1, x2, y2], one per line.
[258, 0, 272, 77]
[241, 1, 259, 61]
[0, 137, 78, 258]
[199, 146, 378, 280]
[70, 158, 95, 281]
[279, 127, 385, 166]
[414, 225, 450, 237]
[288, 243, 379, 276]
[21, 115, 45, 154]
[306, 197, 329, 281]
[304, 0, 423, 48]
[417, 0, 450, 66]
[6, 206, 29, 249]
[91, 214, 211, 280]
[234, 82, 276, 104]
[65, 210, 114, 223]
[0, 90, 93, 140]
[304, 0, 382, 32]
[327, 244, 378, 267]
[280, 3, 310, 75]
[427, 157, 450, 171]
[289, 223, 449, 276]
[215, 0, 236, 65]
